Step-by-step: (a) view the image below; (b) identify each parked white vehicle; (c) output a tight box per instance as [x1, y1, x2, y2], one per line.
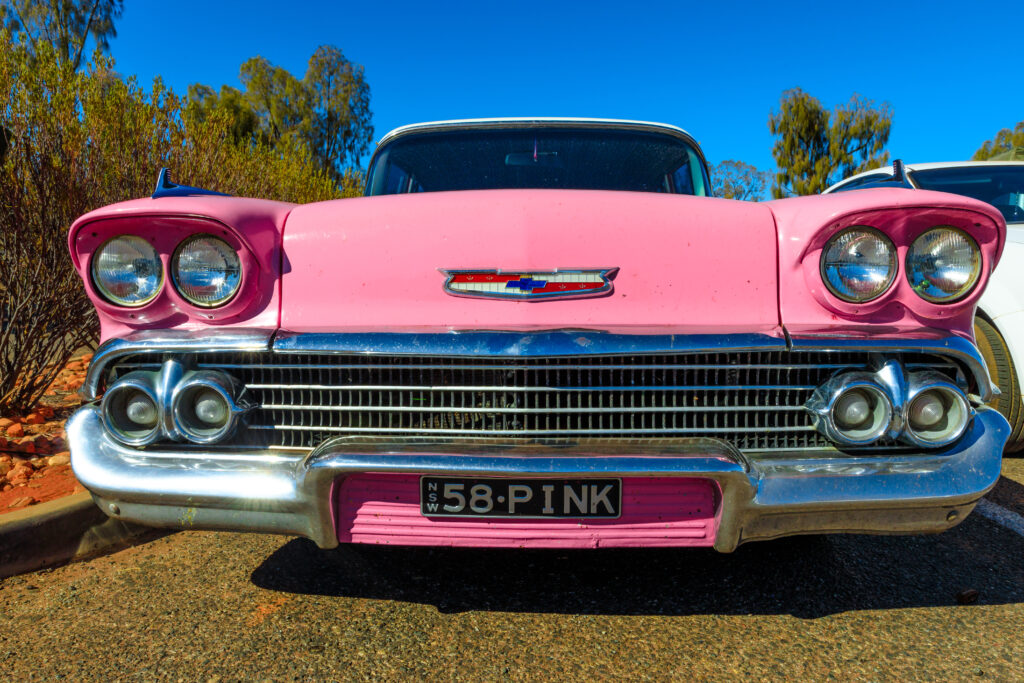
[826, 161, 1024, 453]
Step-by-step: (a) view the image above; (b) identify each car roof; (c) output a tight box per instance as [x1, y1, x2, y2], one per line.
[825, 160, 1024, 193]
[376, 117, 701, 149]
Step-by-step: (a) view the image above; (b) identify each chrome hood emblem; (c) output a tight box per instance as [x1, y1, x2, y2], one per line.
[440, 268, 619, 300]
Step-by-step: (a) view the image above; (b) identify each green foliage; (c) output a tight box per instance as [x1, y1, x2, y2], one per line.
[185, 83, 262, 145]
[0, 32, 347, 412]
[194, 45, 373, 186]
[303, 45, 373, 184]
[239, 56, 310, 143]
[710, 160, 770, 201]
[768, 88, 892, 197]
[1, 0, 123, 70]
[973, 122, 1024, 160]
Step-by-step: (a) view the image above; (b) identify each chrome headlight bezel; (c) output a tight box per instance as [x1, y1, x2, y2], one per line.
[170, 370, 247, 444]
[819, 227, 898, 303]
[100, 372, 162, 446]
[905, 226, 982, 304]
[171, 234, 243, 308]
[90, 235, 164, 307]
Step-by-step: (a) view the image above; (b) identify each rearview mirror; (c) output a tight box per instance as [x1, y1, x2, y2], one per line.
[505, 152, 563, 168]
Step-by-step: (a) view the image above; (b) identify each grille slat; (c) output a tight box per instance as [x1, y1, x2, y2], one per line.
[114, 350, 964, 452]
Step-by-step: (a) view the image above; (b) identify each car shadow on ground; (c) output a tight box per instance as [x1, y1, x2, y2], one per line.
[251, 489, 1024, 619]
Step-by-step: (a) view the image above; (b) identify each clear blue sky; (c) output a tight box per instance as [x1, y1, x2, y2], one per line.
[108, 0, 1023, 174]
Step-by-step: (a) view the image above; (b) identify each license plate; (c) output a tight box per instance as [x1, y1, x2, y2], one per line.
[420, 477, 621, 518]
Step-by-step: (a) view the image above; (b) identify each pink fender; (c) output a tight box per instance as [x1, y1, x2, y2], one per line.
[768, 188, 1005, 340]
[68, 196, 293, 340]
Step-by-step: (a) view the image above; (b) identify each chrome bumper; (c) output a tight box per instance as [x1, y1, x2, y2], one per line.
[68, 404, 1009, 552]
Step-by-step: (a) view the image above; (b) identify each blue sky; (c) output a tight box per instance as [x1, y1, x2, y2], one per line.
[108, 0, 1023, 174]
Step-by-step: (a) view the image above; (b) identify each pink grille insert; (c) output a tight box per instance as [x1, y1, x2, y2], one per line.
[335, 475, 717, 549]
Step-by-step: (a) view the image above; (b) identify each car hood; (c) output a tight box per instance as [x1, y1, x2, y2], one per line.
[278, 189, 781, 335]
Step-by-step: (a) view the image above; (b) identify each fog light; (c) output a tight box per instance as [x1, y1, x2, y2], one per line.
[904, 382, 970, 447]
[830, 385, 892, 444]
[171, 371, 245, 444]
[807, 372, 896, 447]
[125, 392, 158, 428]
[833, 390, 871, 429]
[101, 373, 161, 446]
[194, 389, 229, 426]
[908, 391, 944, 429]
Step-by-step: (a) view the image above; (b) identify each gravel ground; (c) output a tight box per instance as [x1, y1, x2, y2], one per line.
[2, 463, 1023, 681]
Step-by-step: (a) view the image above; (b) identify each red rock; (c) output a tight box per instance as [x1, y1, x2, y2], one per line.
[6, 470, 29, 486]
[0, 454, 11, 464]
[32, 436, 52, 455]
[38, 406, 55, 419]
[48, 453, 71, 467]
[50, 436, 66, 452]
[81, 353, 93, 362]
[0, 436, 7, 449]
[14, 438, 35, 454]
[7, 496, 35, 509]
[6, 423, 24, 439]
[0, 418, 13, 429]
[23, 413, 45, 425]
[1, 484, 10, 492]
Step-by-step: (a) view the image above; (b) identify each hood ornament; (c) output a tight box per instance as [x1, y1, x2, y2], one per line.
[439, 268, 619, 300]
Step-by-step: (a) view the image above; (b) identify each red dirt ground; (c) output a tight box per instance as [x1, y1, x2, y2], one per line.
[1, 354, 90, 515]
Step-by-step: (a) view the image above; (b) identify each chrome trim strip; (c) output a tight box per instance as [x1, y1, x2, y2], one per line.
[84, 330, 993, 406]
[67, 406, 1011, 552]
[193, 362, 882, 371]
[247, 424, 817, 436]
[271, 331, 787, 357]
[242, 383, 817, 392]
[373, 117, 706, 166]
[83, 329, 274, 400]
[788, 334, 994, 402]
[258, 404, 807, 414]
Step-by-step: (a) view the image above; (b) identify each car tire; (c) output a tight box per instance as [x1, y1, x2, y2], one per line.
[975, 316, 1024, 454]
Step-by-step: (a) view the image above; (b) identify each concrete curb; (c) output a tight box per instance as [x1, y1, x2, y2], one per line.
[0, 491, 158, 579]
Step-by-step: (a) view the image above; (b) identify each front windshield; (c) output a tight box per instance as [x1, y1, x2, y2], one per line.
[911, 165, 1024, 223]
[366, 127, 709, 196]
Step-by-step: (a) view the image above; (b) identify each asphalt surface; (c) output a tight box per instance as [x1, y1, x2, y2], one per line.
[3, 461, 1024, 681]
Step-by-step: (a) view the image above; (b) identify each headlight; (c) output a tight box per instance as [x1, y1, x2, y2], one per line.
[172, 235, 242, 307]
[906, 227, 981, 303]
[820, 227, 896, 302]
[91, 235, 163, 307]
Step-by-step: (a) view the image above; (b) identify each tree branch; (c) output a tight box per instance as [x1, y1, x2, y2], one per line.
[71, 0, 102, 70]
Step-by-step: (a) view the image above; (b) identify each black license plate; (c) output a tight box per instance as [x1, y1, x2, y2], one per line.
[420, 477, 621, 518]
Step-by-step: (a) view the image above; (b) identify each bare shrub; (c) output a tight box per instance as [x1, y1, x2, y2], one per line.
[0, 34, 350, 413]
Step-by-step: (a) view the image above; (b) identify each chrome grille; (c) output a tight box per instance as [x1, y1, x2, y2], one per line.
[113, 350, 962, 452]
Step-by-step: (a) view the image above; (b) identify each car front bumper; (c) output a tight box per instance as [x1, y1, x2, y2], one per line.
[68, 403, 1009, 552]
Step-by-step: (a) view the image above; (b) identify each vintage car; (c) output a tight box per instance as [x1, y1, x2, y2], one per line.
[67, 118, 1010, 552]
[826, 160, 1024, 453]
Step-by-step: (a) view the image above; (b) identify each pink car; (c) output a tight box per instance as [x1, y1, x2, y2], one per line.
[66, 118, 1009, 552]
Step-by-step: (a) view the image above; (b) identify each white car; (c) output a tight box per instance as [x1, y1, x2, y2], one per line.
[827, 161, 1024, 453]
